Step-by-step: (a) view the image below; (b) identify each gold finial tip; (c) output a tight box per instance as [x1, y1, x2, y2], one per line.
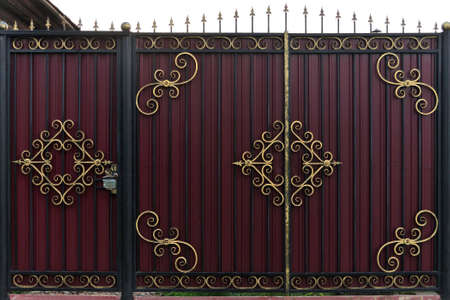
[121, 22, 131, 32]
[442, 22, 450, 30]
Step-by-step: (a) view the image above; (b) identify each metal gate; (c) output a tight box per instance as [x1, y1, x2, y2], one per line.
[1, 14, 450, 300]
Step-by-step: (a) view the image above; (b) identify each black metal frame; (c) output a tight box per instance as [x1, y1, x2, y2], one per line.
[0, 29, 448, 300]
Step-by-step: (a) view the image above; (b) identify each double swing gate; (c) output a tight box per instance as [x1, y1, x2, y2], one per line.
[1, 21, 450, 299]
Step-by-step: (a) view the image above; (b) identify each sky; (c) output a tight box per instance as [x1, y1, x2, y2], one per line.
[52, 0, 449, 34]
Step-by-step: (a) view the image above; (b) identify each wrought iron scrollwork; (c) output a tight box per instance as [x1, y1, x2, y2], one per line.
[232, 120, 285, 206]
[290, 274, 434, 290]
[137, 274, 284, 290]
[290, 120, 341, 207]
[12, 274, 116, 289]
[135, 52, 198, 116]
[377, 209, 438, 273]
[233, 120, 340, 207]
[12, 119, 114, 206]
[376, 52, 439, 116]
[136, 210, 198, 273]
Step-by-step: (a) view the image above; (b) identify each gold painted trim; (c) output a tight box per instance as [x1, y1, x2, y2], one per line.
[283, 30, 290, 293]
[290, 120, 342, 207]
[232, 120, 285, 206]
[12, 119, 114, 206]
[141, 36, 283, 50]
[12, 274, 116, 289]
[290, 274, 433, 290]
[136, 210, 198, 273]
[135, 52, 198, 116]
[137, 274, 284, 290]
[12, 37, 116, 50]
[377, 209, 438, 273]
[290, 36, 436, 51]
[376, 52, 439, 116]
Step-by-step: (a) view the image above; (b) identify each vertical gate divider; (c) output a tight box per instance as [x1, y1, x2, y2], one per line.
[118, 27, 135, 300]
[0, 33, 11, 300]
[283, 31, 291, 294]
[441, 22, 450, 300]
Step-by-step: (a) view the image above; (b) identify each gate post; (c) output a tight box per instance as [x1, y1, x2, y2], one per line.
[0, 34, 10, 300]
[441, 21, 450, 300]
[118, 23, 135, 300]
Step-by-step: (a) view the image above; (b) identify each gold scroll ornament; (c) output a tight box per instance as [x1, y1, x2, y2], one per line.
[232, 120, 285, 206]
[376, 52, 438, 116]
[12, 274, 116, 289]
[290, 120, 341, 207]
[13, 119, 114, 206]
[377, 209, 438, 273]
[136, 210, 198, 273]
[233, 120, 341, 207]
[135, 52, 198, 116]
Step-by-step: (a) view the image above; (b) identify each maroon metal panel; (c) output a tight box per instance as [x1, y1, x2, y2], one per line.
[10, 51, 118, 273]
[289, 52, 437, 274]
[135, 50, 285, 276]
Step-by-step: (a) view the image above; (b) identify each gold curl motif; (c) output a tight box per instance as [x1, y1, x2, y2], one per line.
[135, 52, 198, 116]
[12, 37, 116, 50]
[138, 274, 284, 290]
[290, 120, 341, 207]
[232, 120, 285, 206]
[136, 210, 198, 273]
[141, 36, 283, 50]
[376, 52, 438, 116]
[377, 209, 438, 273]
[12, 37, 49, 50]
[289, 36, 436, 51]
[12, 119, 114, 206]
[12, 274, 116, 289]
[290, 274, 434, 290]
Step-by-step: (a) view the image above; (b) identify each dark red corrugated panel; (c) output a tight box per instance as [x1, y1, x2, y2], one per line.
[10, 52, 117, 272]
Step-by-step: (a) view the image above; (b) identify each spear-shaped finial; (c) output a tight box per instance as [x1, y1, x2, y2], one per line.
[250, 8, 255, 33]
[385, 16, 390, 33]
[266, 6, 271, 33]
[336, 10, 341, 33]
[109, 22, 115, 31]
[29, 19, 35, 31]
[303, 6, 308, 33]
[201, 14, 206, 33]
[319, 8, 324, 33]
[352, 12, 357, 33]
[368, 14, 373, 33]
[434, 22, 438, 33]
[77, 18, 82, 29]
[185, 16, 190, 32]
[136, 22, 141, 32]
[417, 20, 422, 33]
[93, 19, 98, 31]
[45, 17, 51, 30]
[152, 20, 156, 33]
[13, 20, 18, 31]
[401, 18, 406, 33]
[234, 9, 239, 33]
[284, 4, 288, 32]
[218, 12, 222, 33]
[169, 17, 174, 32]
